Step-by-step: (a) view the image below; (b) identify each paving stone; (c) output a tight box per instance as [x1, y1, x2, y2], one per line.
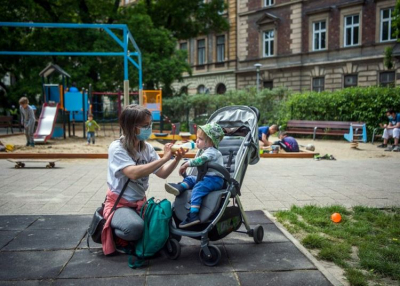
[222, 223, 289, 244]
[148, 245, 232, 275]
[226, 242, 316, 272]
[244, 210, 272, 224]
[29, 215, 91, 231]
[0, 215, 39, 230]
[147, 273, 239, 286]
[0, 230, 20, 249]
[0, 250, 73, 280]
[54, 277, 145, 285]
[59, 249, 147, 278]
[3, 228, 84, 251]
[238, 270, 332, 286]
[0, 280, 52, 285]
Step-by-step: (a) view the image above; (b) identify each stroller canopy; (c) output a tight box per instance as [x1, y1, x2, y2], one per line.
[206, 105, 260, 165]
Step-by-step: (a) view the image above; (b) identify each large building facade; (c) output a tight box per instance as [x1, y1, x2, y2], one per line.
[171, 0, 238, 95]
[173, 0, 399, 94]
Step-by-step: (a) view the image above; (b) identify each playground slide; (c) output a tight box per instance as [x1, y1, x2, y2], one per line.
[34, 103, 59, 143]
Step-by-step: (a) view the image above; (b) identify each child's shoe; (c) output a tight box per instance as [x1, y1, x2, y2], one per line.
[30, 142, 35, 147]
[165, 183, 186, 196]
[179, 212, 200, 228]
[377, 143, 387, 148]
[26, 142, 30, 147]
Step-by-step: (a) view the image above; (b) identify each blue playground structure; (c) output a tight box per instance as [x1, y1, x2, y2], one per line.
[0, 21, 143, 122]
[64, 91, 89, 122]
[37, 64, 90, 140]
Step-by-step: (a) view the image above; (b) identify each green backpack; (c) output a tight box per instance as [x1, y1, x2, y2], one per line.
[128, 197, 172, 268]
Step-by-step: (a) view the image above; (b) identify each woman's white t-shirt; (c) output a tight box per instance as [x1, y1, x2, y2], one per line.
[107, 140, 160, 201]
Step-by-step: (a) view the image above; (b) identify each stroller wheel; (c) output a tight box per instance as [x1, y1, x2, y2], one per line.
[164, 238, 181, 260]
[253, 225, 264, 244]
[199, 245, 221, 267]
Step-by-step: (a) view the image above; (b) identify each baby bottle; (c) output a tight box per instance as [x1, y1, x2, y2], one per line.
[171, 141, 195, 152]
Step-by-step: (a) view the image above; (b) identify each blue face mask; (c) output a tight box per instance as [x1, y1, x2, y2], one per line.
[136, 125, 152, 141]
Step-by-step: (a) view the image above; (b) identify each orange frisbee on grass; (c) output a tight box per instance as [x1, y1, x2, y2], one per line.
[331, 213, 342, 223]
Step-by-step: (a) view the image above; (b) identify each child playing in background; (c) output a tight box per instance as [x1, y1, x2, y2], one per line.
[85, 114, 100, 145]
[165, 122, 225, 228]
[274, 131, 299, 152]
[19, 97, 36, 147]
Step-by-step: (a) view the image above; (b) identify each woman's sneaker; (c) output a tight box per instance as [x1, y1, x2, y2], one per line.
[115, 237, 134, 255]
[165, 183, 185, 196]
[392, 145, 400, 152]
[179, 212, 200, 228]
[377, 143, 387, 148]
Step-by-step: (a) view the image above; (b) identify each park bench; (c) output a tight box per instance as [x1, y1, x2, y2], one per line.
[0, 116, 15, 134]
[285, 120, 366, 141]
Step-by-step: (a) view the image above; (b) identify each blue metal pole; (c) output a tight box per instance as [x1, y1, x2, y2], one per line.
[0, 52, 124, 56]
[123, 28, 128, 81]
[0, 22, 127, 30]
[123, 27, 129, 107]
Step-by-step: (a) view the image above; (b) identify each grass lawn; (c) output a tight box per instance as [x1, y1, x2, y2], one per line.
[275, 205, 400, 286]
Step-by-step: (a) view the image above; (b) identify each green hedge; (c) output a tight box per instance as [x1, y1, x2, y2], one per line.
[281, 86, 400, 134]
[162, 86, 400, 135]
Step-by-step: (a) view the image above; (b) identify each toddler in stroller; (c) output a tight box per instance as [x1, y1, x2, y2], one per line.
[165, 122, 225, 228]
[163, 106, 265, 266]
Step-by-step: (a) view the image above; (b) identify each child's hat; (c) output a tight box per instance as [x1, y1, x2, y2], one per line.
[199, 122, 224, 148]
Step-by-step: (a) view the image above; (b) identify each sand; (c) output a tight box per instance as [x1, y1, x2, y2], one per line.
[1, 130, 399, 160]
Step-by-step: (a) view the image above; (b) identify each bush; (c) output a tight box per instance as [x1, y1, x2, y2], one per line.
[280, 86, 400, 135]
[162, 86, 400, 135]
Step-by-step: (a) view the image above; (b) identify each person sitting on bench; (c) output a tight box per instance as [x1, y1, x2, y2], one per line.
[274, 131, 299, 152]
[377, 108, 400, 152]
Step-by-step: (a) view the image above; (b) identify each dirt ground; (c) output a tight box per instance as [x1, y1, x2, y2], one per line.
[1, 129, 399, 159]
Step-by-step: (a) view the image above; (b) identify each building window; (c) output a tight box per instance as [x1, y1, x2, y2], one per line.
[263, 30, 274, 57]
[180, 42, 187, 50]
[197, 84, 207, 94]
[312, 77, 324, 92]
[216, 35, 225, 63]
[197, 39, 206, 65]
[216, 83, 227, 94]
[263, 81, 273, 90]
[344, 14, 360, 47]
[344, 75, 358, 88]
[264, 0, 274, 7]
[380, 71, 395, 87]
[180, 86, 188, 95]
[381, 8, 396, 42]
[313, 21, 326, 51]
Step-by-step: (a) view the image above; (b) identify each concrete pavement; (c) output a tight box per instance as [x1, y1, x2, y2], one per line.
[0, 158, 398, 215]
[0, 157, 399, 285]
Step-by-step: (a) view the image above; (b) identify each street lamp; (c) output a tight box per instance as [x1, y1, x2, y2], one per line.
[254, 63, 262, 92]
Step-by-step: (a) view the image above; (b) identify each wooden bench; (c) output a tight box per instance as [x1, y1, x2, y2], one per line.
[286, 120, 365, 140]
[0, 116, 14, 134]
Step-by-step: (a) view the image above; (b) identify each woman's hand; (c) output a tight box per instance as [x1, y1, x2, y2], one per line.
[174, 147, 188, 161]
[163, 143, 173, 159]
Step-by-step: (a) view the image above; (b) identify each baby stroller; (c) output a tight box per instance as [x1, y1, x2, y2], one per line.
[164, 105, 264, 266]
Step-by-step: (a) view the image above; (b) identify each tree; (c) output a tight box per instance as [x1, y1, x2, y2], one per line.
[142, 0, 229, 40]
[0, 0, 228, 110]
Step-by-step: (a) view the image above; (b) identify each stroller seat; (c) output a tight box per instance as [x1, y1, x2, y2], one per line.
[173, 136, 245, 223]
